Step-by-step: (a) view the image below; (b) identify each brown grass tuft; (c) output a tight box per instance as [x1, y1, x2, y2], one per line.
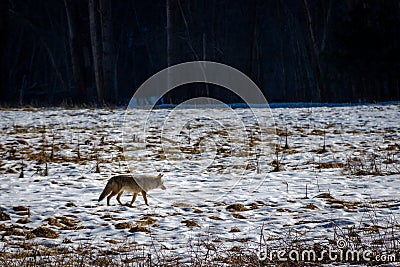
[31, 226, 59, 239]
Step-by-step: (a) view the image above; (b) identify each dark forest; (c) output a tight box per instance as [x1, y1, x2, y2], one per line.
[0, 0, 399, 105]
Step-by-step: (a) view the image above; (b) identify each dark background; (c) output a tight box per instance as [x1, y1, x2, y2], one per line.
[0, 0, 399, 105]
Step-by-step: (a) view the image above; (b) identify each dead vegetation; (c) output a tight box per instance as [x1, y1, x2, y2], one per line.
[1, 210, 398, 267]
[0, 121, 125, 178]
[181, 219, 200, 228]
[258, 209, 400, 266]
[0, 210, 11, 221]
[1, 108, 399, 266]
[226, 203, 248, 212]
[314, 193, 361, 210]
[129, 225, 151, 233]
[31, 226, 59, 239]
[343, 151, 400, 176]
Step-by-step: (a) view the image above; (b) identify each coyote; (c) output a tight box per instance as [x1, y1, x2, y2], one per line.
[98, 174, 166, 206]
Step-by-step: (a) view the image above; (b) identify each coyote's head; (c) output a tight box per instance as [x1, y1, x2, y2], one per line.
[157, 174, 166, 190]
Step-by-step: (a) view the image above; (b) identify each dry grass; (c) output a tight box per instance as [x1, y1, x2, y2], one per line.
[1, 214, 398, 267]
[226, 203, 248, 212]
[1, 109, 400, 266]
[343, 151, 400, 176]
[257, 211, 400, 266]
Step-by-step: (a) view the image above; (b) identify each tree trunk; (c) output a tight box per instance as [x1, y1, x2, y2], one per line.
[166, 0, 172, 103]
[88, 0, 105, 104]
[100, 0, 117, 103]
[0, 0, 8, 102]
[64, 0, 88, 102]
[166, 0, 171, 69]
[302, 0, 327, 102]
[250, 0, 261, 88]
[203, 33, 210, 99]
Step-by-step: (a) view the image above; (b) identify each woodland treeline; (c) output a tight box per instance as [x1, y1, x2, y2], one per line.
[0, 0, 399, 105]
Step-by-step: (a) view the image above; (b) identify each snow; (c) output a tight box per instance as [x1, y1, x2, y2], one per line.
[0, 103, 399, 261]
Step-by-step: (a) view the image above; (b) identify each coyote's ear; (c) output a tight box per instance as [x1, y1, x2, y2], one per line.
[158, 173, 163, 178]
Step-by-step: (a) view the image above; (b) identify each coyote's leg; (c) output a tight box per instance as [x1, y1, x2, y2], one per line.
[129, 193, 138, 206]
[116, 191, 124, 205]
[107, 191, 118, 206]
[141, 190, 149, 206]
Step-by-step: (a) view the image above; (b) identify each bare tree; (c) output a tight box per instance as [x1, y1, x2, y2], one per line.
[166, 0, 173, 104]
[302, 0, 328, 102]
[88, 0, 104, 103]
[64, 0, 88, 102]
[100, 0, 117, 102]
[0, 0, 8, 101]
[249, 0, 261, 87]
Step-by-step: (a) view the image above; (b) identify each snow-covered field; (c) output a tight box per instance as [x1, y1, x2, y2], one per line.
[0, 104, 399, 264]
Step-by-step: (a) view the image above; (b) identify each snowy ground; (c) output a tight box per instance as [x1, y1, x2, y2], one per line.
[0, 104, 399, 264]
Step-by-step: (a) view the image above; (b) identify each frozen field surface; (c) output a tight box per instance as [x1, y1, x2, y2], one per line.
[0, 104, 399, 264]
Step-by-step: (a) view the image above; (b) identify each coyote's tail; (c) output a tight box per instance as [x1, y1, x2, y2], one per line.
[98, 180, 113, 202]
